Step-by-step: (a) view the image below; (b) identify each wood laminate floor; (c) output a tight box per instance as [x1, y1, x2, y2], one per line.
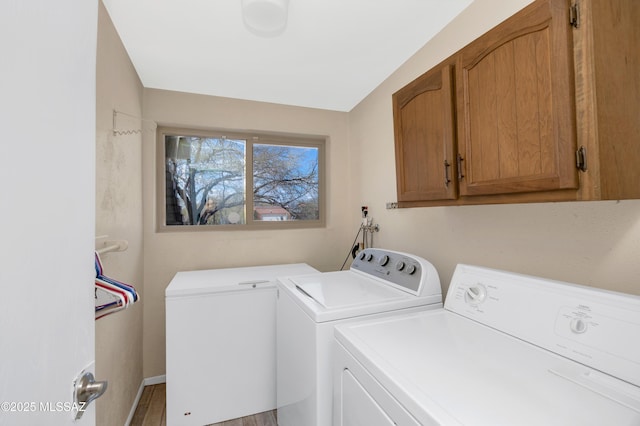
[130, 384, 277, 426]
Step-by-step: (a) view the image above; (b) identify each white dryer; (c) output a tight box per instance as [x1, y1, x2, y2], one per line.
[276, 248, 443, 426]
[165, 262, 318, 426]
[333, 264, 640, 425]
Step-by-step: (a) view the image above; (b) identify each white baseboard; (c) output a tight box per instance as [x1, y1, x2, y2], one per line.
[144, 374, 167, 386]
[125, 375, 167, 426]
[124, 381, 145, 426]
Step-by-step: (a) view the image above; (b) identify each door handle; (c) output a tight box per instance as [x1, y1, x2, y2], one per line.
[444, 160, 451, 186]
[456, 153, 465, 181]
[73, 371, 108, 420]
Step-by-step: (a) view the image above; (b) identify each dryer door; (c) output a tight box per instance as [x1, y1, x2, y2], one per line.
[340, 369, 420, 426]
[342, 369, 395, 426]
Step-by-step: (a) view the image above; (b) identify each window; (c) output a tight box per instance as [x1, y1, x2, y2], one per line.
[158, 127, 325, 230]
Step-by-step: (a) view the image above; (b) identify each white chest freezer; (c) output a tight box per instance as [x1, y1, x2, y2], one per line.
[166, 262, 318, 426]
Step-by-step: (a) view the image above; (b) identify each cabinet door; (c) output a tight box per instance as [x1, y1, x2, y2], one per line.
[574, 0, 640, 201]
[456, 0, 578, 197]
[393, 65, 457, 202]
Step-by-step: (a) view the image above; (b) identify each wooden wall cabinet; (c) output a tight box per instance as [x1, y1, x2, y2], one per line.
[573, 0, 640, 201]
[393, 0, 639, 207]
[393, 65, 457, 202]
[456, 0, 577, 197]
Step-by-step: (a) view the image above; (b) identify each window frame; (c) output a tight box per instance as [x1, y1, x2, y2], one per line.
[156, 126, 326, 232]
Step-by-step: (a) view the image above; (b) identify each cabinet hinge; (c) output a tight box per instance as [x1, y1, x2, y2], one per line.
[576, 146, 587, 172]
[570, 2, 580, 28]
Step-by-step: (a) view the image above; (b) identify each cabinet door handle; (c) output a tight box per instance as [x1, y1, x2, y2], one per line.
[444, 160, 451, 186]
[576, 146, 588, 172]
[457, 154, 465, 180]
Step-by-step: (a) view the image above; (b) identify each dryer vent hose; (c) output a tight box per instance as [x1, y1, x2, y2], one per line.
[351, 244, 360, 259]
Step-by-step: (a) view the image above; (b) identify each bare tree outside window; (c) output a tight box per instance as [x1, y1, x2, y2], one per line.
[160, 128, 324, 230]
[253, 144, 319, 221]
[165, 135, 246, 226]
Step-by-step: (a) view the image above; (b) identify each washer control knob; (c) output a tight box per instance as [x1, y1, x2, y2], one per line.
[358, 252, 367, 261]
[365, 253, 374, 262]
[570, 318, 588, 334]
[464, 284, 487, 305]
[378, 255, 389, 266]
[405, 264, 417, 275]
[395, 261, 405, 271]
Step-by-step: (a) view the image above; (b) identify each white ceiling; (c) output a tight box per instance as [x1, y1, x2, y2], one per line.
[102, 0, 473, 112]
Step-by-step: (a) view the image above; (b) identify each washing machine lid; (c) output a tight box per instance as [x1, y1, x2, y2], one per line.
[292, 271, 408, 309]
[335, 310, 640, 426]
[166, 263, 318, 297]
[281, 271, 441, 322]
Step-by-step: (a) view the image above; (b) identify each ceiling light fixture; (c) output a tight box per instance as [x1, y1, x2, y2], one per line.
[241, 0, 289, 37]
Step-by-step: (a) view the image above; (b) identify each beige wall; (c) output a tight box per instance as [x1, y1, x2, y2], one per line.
[95, 2, 144, 425]
[141, 89, 351, 377]
[349, 0, 640, 297]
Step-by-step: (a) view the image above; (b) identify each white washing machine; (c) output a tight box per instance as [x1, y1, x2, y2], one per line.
[165, 262, 318, 426]
[333, 264, 640, 425]
[276, 248, 443, 426]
